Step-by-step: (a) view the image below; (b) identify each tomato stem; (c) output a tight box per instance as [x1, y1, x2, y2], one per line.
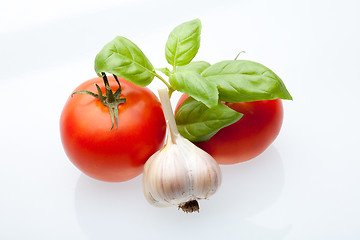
[71, 73, 126, 130]
[101, 72, 110, 87]
[113, 75, 122, 98]
[95, 84, 104, 102]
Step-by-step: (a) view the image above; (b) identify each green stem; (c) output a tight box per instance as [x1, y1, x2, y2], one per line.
[71, 90, 99, 99]
[234, 51, 246, 60]
[153, 72, 176, 98]
[72, 73, 126, 130]
[154, 72, 172, 90]
[168, 88, 175, 98]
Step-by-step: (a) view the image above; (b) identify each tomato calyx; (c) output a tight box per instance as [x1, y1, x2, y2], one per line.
[72, 73, 126, 130]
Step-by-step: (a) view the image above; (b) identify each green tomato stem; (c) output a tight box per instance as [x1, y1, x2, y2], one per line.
[72, 73, 126, 130]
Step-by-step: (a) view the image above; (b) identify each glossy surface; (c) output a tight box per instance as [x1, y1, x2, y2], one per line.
[176, 94, 284, 164]
[222, 100, 283, 163]
[1, 0, 360, 239]
[60, 77, 166, 182]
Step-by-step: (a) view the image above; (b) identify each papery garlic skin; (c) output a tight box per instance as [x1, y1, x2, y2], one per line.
[143, 130, 222, 211]
[143, 88, 222, 212]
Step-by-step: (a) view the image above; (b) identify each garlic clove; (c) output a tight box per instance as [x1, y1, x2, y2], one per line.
[182, 138, 221, 199]
[143, 151, 171, 208]
[143, 124, 193, 206]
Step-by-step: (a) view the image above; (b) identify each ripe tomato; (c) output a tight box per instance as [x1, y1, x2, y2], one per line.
[175, 94, 283, 164]
[60, 76, 166, 182]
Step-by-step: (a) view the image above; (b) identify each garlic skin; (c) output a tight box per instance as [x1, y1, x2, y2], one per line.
[143, 88, 222, 213]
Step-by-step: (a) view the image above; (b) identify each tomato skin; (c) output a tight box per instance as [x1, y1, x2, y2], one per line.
[175, 94, 283, 164]
[60, 77, 166, 182]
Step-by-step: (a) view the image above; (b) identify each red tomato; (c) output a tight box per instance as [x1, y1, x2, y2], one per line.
[175, 94, 283, 164]
[60, 76, 166, 182]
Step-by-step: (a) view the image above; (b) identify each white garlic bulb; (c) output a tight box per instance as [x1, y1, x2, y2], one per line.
[143, 88, 222, 213]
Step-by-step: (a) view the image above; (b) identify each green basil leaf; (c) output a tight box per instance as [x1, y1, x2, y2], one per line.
[175, 98, 243, 142]
[95, 36, 155, 86]
[165, 19, 202, 67]
[177, 61, 211, 74]
[156, 67, 171, 77]
[202, 60, 293, 102]
[169, 71, 218, 108]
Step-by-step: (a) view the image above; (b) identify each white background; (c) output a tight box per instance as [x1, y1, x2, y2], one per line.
[1, 0, 360, 239]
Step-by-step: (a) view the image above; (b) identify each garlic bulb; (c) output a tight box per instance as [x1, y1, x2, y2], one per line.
[143, 88, 222, 213]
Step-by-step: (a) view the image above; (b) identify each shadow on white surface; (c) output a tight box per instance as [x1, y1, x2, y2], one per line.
[74, 145, 291, 239]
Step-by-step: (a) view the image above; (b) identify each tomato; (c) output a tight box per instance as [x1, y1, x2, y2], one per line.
[60, 76, 166, 182]
[175, 94, 283, 164]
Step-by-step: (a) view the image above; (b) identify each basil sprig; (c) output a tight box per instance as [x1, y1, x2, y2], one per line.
[94, 19, 292, 142]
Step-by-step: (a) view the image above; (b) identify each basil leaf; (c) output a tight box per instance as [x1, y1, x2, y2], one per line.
[202, 60, 293, 102]
[95, 36, 155, 87]
[169, 71, 218, 108]
[177, 61, 210, 74]
[175, 98, 243, 142]
[156, 67, 171, 77]
[165, 19, 202, 67]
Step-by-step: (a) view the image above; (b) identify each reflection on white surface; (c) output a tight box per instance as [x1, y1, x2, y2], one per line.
[219, 146, 285, 218]
[75, 174, 144, 240]
[74, 146, 291, 240]
[1, 0, 360, 239]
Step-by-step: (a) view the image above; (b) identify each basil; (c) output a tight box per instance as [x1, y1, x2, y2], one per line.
[175, 98, 243, 142]
[169, 71, 218, 108]
[202, 60, 293, 102]
[93, 19, 293, 143]
[177, 61, 210, 74]
[165, 19, 202, 68]
[156, 67, 171, 77]
[95, 36, 155, 86]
